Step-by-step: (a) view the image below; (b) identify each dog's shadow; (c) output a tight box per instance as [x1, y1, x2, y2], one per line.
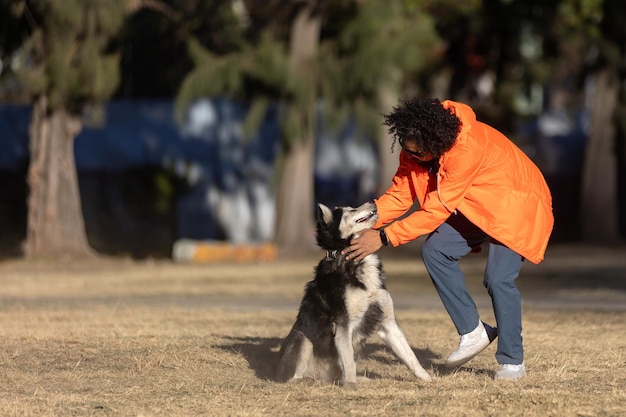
[218, 336, 454, 382]
[218, 336, 283, 380]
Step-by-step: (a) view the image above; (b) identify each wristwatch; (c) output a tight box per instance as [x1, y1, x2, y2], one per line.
[379, 229, 389, 246]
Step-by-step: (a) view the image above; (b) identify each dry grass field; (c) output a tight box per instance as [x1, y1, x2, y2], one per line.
[0, 244, 625, 417]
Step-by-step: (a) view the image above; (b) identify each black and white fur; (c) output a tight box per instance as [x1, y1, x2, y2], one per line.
[275, 202, 431, 387]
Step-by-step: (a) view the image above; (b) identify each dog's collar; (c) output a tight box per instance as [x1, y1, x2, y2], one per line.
[325, 249, 356, 264]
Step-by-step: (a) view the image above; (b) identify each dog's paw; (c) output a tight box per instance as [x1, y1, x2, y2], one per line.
[421, 374, 434, 382]
[409, 365, 433, 382]
[415, 372, 433, 382]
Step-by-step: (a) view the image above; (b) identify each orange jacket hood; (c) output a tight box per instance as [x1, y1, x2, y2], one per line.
[374, 100, 554, 264]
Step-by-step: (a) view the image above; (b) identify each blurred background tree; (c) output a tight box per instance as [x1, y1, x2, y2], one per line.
[578, 0, 623, 243]
[5, 0, 127, 258]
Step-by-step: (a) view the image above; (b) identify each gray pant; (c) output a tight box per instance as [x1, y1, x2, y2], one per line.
[421, 213, 524, 365]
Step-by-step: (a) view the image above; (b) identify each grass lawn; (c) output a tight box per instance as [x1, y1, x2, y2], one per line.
[0, 250, 624, 416]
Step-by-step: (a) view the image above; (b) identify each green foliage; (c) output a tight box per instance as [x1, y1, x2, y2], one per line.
[176, 27, 313, 145]
[175, 38, 245, 123]
[422, 0, 482, 16]
[556, 0, 603, 39]
[153, 170, 175, 214]
[176, 0, 443, 148]
[14, 0, 125, 114]
[248, 32, 291, 91]
[12, 31, 47, 93]
[320, 0, 442, 136]
[241, 97, 270, 141]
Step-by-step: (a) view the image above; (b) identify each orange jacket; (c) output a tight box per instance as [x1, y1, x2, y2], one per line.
[374, 100, 554, 264]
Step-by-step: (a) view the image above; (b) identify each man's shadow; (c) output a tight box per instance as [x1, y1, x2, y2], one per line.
[218, 336, 448, 382]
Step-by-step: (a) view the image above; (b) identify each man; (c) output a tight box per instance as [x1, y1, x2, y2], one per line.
[343, 98, 554, 380]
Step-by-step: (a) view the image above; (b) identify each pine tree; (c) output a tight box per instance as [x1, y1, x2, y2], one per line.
[13, 0, 126, 257]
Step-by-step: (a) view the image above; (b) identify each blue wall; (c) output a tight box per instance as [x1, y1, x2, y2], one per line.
[0, 99, 378, 255]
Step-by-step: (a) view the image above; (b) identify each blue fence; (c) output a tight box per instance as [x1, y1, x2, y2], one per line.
[0, 99, 378, 252]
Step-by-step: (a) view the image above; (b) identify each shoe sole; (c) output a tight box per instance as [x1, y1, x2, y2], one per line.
[446, 338, 491, 367]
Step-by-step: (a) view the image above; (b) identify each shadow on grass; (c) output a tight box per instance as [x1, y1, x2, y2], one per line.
[219, 336, 283, 380]
[219, 337, 443, 383]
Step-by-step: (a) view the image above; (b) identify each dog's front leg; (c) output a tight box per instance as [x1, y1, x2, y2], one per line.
[377, 291, 432, 381]
[334, 324, 358, 388]
[379, 319, 432, 382]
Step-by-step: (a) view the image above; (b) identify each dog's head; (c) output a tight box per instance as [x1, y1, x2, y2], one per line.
[315, 201, 378, 251]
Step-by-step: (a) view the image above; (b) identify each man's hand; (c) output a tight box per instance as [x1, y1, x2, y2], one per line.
[342, 228, 383, 262]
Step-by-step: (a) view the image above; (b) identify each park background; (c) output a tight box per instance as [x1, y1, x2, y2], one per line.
[0, 0, 625, 261]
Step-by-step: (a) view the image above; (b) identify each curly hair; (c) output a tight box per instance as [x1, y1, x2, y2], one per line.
[383, 98, 461, 159]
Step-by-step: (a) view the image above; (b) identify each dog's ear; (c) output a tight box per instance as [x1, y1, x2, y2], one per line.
[316, 204, 333, 224]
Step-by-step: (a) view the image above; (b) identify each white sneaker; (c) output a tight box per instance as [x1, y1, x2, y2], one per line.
[495, 362, 526, 380]
[446, 321, 498, 367]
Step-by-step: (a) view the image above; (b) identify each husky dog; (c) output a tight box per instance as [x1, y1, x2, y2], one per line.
[275, 201, 432, 387]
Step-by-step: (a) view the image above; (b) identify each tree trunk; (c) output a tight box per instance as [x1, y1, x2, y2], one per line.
[378, 88, 401, 192]
[24, 96, 94, 258]
[274, 139, 316, 253]
[377, 88, 421, 218]
[273, 2, 320, 255]
[580, 68, 620, 243]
